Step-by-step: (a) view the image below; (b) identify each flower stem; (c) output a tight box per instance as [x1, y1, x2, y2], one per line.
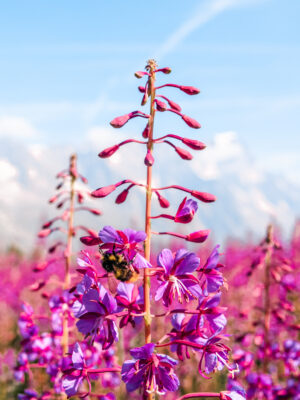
[262, 224, 273, 373]
[62, 154, 76, 356]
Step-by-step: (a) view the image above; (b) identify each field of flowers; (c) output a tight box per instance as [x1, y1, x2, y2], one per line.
[0, 62, 299, 400]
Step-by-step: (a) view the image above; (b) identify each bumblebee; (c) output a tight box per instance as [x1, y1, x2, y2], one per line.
[100, 250, 139, 283]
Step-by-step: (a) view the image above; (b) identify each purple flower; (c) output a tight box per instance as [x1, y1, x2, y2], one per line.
[121, 343, 179, 395]
[62, 343, 90, 398]
[174, 197, 198, 223]
[199, 245, 224, 296]
[73, 284, 118, 348]
[168, 313, 206, 360]
[115, 282, 143, 327]
[99, 226, 150, 270]
[197, 293, 227, 332]
[155, 248, 201, 306]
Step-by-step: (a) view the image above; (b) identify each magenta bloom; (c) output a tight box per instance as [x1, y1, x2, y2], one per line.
[62, 343, 89, 398]
[99, 226, 150, 269]
[121, 343, 179, 394]
[115, 282, 143, 327]
[155, 248, 201, 306]
[174, 197, 198, 223]
[73, 284, 118, 349]
[199, 245, 224, 296]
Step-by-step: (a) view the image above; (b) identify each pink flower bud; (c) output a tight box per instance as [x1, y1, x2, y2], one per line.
[191, 191, 216, 203]
[56, 182, 63, 190]
[110, 114, 130, 128]
[144, 150, 154, 166]
[98, 144, 120, 158]
[141, 92, 148, 106]
[80, 236, 102, 246]
[138, 86, 145, 93]
[167, 99, 181, 112]
[179, 85, 200, 95]
[38, 229, 52, 238]
[181, 114, 201, 129]
[115, 189, 129, 204]
[77, 192, 84, 203]
[135, 71, 149, 79]
[155, 191, 170, 208]
[30, 280, 46, 291]
[142, 124, 150, 138]
[42, 220, 53, 229]
[79, 174, 88, 184]
[155, 99, 167, 112]
[181, 138, 206, 150]
[175, 146, 193, 160]
[89, 208, 102, 215]
[91, 184, 116, 198]
[33, 261, 48, 272]
[49, 195, 58, 204]
[157, 67, 172, 74]
[186, 230, 210, 243]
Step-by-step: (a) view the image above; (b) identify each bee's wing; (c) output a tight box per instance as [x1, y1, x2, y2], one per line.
[107, 273, 118, 294]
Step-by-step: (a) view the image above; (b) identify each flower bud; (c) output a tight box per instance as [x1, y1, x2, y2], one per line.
[80, 236, 102, 246]
[33, 261, 48, 272]
[142, 124, 150, 138]
[186, 230, 210, 243]
[156, 192, 170, 208]
[141, 92, 148, 106]
[159, 67, 172, 74]
[179, 85, 200, 95]
[155, 99, 167, 112]
[191, 191, 216, 203]
[167, 99, 181, 112]
[38, 229, 52, 238]
[144, 150, 154, 166]
[98, 144, 120, 158]
[77, 192, 84, 203]
[30, 280, 46, 291]
[175, 146, 193, 160]
[49, 195, 58, 204]
[135, 71, 149, 79]
[138, 86, 145, 93]
[115, 189, 129, 204]
[110, 114, 130, 128]
[181, 114, 201, 129]
[91, 184, 116, 198]
[181, 138, 206, 150]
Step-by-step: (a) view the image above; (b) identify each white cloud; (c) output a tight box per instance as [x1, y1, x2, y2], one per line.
[0, 116, 37, 139]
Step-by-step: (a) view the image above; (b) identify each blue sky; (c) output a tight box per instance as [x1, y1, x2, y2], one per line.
[0, 0, 299, 248]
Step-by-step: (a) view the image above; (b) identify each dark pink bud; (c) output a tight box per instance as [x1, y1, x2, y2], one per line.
[42, 220, 53, 229]
[138, 85, 146, 93]
[89, 208, 102, 215]
[135, 71, 149, 79]
[77, 192, 84, 203]
[156, 191, 170, 208]
[80, 236, 102, 246]
[155, 99, 167, 112]
[181, 115, 201, 129]
[115, 189, 129, 204]
[142, 124, 150, 138]
[98, 144, 120, 158]
[92, 184, 116, 198]
[186, 230, 210, 243]
[33, 261, 48, 272]
[179, 85, 200, 95]
[182, 138, 206, 150]
[30, 280, 46, 291]
[141, 92, 148, 106]
[56, 182, 63, 190]
[191, 191, 216, 203]
[144, 150, 154, 166]
[175, 146, 193, 160]
[167, 99, 181, 112]
[110, 114, 130, 128]
[38, 229, 51, 238]
[49, 195, 58, 204]
[157, 67, 171, 74]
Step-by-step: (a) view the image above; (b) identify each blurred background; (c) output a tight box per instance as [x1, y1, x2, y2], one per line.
[0, 0, 299, 251]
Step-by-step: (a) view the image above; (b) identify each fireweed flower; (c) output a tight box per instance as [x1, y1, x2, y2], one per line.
[197, 293, 227, 333]
[174, 197, 198, 223]
[199, 245, 224, 296]
[121, 343, 179, 394]
[62, 343, 90, 398]
[99, 226, 150, 270]
[115, 282, 143, 327]
[155, 248, 201, 306]
[73, 283, 118, 348]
